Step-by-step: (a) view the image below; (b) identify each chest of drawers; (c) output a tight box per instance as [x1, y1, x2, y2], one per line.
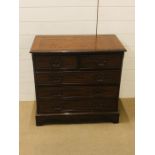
[30, 35, 126, 125]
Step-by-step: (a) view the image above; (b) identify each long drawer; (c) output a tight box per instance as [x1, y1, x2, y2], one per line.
[35, 70, 121, 85]
[37, 98, 118, 114]
[33, 53, 123, 70]
[37, 86, 119, 98]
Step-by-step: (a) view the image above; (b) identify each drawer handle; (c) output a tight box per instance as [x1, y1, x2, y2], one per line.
[96, 77, 104, 82]
[95, 73, 105, 82]
[94, 93, 102, 98]
[50, 75, 62, 83]
[52, 78, 62, 83]
[55, 107, 61, 110]
[97, 61, 107, 67]
[94, 89, 102, 94]
[52, 63, 61, 68]
[96, 79, 104, 82]
[53, 107, 61, 111]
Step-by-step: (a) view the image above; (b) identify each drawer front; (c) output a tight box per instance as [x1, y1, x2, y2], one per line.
[35, 71, 121, 85]
[37, 99, 62, 113]
[62, 98, 117, 112]
[91, 98, 118, 111]
[63, 71, 121, 85]
[37, 86, 61, 98]
[34, 55, 77, 70]
[37, 98, 118, 114]
[37, 86, 119, 98]
[36, 72, 62, 85]
[62, 99, 96, 112]
[79, 54, 123, 69]
[37, 98, 91, 114]
[63, 86, 118, 98]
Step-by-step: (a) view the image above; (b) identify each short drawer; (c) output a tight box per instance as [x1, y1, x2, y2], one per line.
[35, 71, 121, 85]
[79, 53, 123, 69]
[34, 54, 77, 70]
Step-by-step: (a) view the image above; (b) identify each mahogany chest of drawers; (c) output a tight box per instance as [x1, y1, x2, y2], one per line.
[30, 35, 126, 125]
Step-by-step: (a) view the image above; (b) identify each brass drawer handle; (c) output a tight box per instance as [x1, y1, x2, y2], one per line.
[95, 73, 105, 82]
[94, 89, 102, 94]
[96, 76, 104, 82]
[53, 107, 62, 111]
[96, 79, 104, 82]
[97, 61, 107, 67]
[52, 78, 62, 83]
[51, 63, 61, 68]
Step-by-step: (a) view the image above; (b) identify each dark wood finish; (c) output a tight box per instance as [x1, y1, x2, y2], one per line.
[79, 54, 123, 69]
[30, 35, 126, 125]
[36, 112, 119, 125]
[34, 55, 77, 70]
[37, 98, 118, 114]
[37, 86, 119, 98]
[35, 70, 121, 85]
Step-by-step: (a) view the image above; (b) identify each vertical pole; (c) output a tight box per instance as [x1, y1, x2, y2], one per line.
[96, 0, 100, 37]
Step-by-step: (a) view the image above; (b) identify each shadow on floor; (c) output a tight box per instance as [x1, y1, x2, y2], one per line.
[119, 100, 130, 123]
[30, 101, 36, 126]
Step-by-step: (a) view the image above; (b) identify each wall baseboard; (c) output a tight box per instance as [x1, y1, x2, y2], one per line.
[120, 98, 135, 103]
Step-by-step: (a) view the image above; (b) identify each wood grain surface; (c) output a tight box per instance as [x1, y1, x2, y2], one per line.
[30, 35, 126, 53]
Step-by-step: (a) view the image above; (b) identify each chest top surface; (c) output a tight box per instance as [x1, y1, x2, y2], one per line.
[30, 35, 126, 53]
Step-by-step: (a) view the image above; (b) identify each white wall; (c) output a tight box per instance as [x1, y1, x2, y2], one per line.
[19, 0, 135, 100]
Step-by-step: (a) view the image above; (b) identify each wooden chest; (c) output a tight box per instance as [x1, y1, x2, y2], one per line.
[30, 35, 126, 125]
